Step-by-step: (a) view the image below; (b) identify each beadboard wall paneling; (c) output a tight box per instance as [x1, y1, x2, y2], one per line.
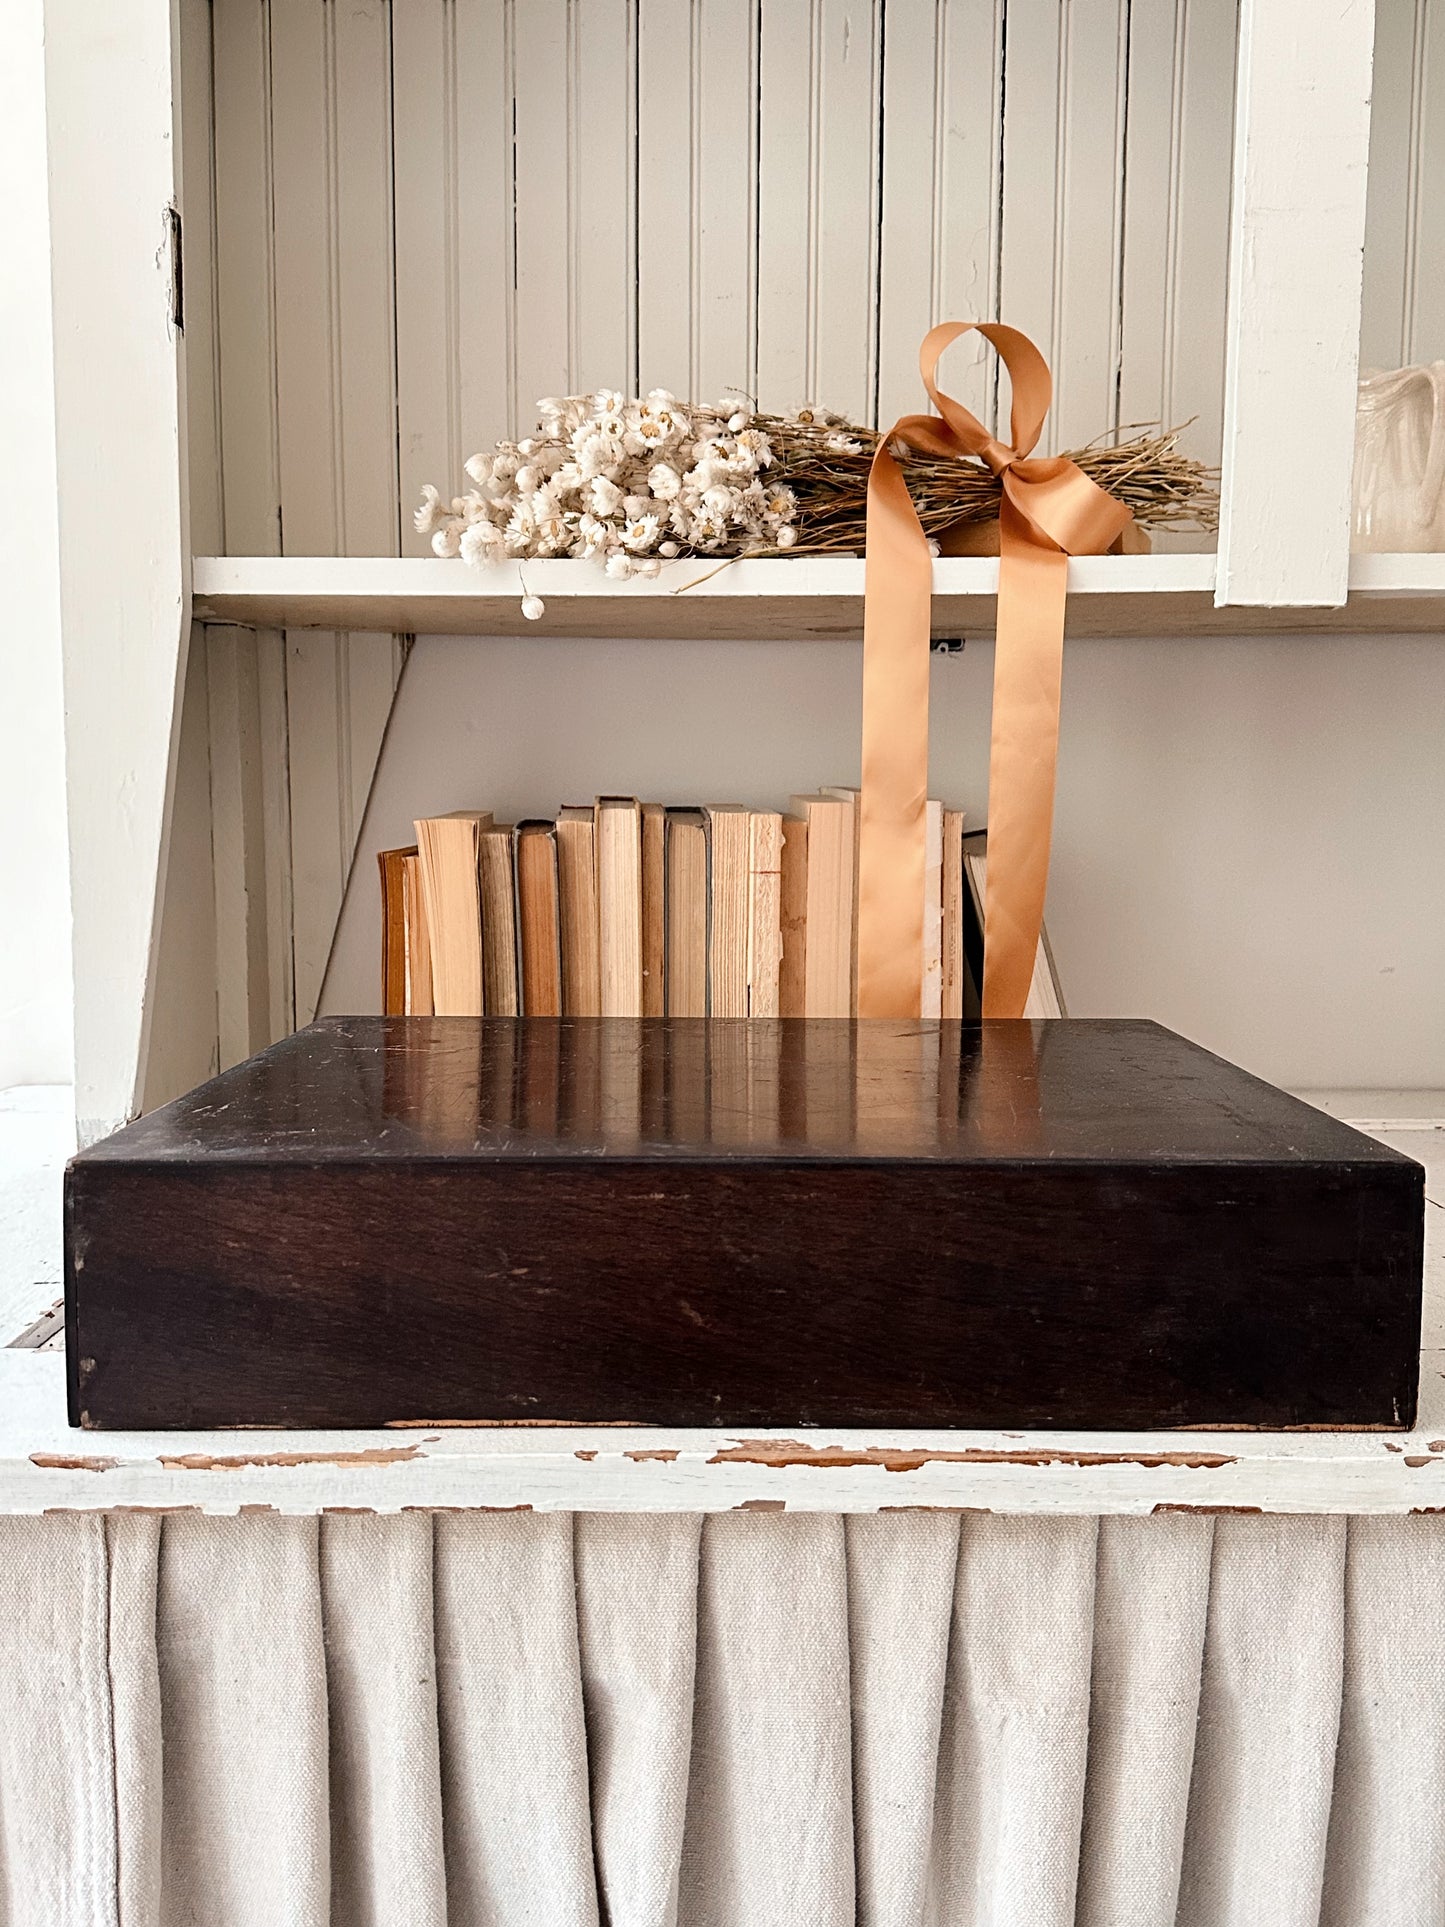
[1361, 0, 1445, 370]
[207, 0, 1244, 556]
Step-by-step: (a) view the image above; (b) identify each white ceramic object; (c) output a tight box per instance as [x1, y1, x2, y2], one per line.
[1352, 363, 1445, 552]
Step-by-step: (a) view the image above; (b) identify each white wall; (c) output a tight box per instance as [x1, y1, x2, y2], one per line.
[322, 626, 1445, 1095]
[0, 0, 73, 1089]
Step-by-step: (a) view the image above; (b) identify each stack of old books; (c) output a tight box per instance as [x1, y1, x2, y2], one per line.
[379, 793, 1064, 1019]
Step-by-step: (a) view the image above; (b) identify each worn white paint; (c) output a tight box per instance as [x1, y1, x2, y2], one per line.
[0, 0, 72, 1090]
[45, 0, 188, 1141]
[1214, 0, 1375, 608]
[7, 1335, 1444, 1516]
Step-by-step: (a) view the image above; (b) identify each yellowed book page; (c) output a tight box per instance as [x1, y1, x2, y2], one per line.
[921, 800, 944, 1018]
[401, 852, 433, 1016]
[941, 809, 965, 1020]
[641, 803, 666, 1018]
[556, 808, 601, 1017]
[665, 814, 708, 1019]
[822, 785, 860, 1014]
[479, 827, 519, 1016]
[779, 816, 809, 1019]
[790, 794, 852, 1018]
[596, 797, 643, 1017]
[705, 805, 751, 1018]
[747, 811, 783, 1018]
[413, 811, 490, 1016]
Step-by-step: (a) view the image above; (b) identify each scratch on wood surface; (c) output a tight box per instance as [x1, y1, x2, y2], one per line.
[29, 1453, 120, 1473]
[575, 1449, 598, 1460]
[1404, 1456, 1442, 1468]
[709, 1439, 1236, 1472]
[736, 1497, 787, 1510]
[158, 1445, 423, 1470]
[238, 1503, 277, 1514]
[625, 1449, 681, 1462]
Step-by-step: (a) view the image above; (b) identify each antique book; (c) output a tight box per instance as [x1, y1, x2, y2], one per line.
[400, 852, 434, 1016]
[705, 804, 752, 1018]
[961, 830, 1064, 1017]
[378, 846, 413, 1016]
[787, 793, 854, 1017]
[556, 805, 601, 1017]
[596, 796, 643, 1017]
[747, 810, 783, 1018]
[514, 821, 563, 1018]
[778, 815, 809, 1018]
[413, 810, 492, 1015]
[664, 808, 708, 1019]
[479, 824, 520, 1017]
[941, 808, 966, 1020]
[641, 803, 666, 1019]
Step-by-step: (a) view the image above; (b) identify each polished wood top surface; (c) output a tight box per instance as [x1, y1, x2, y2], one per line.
[76, 1017, 1411, 1168]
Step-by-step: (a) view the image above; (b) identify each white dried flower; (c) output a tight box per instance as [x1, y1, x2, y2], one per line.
[431, 524, 461, 558]
[521, 593, 546, 620]
[825, 431, 863, 455]
[735, 428, 772, 469]
[517, 438, 538, 457]
[605, 552, 634, 580]
[459, 521, 503, 565]
[622, 495, 653, 520]
[701, 485, 735, 518]
[775, 525, 797, 548]
[574, 513, 610, 558]
[658, 539, 680, 558]
[463, 453, 491, 486]
[622, 514, 662, 552]
[505, 505, 537, 552]
[594, 389, 627, 420]
[588, 475, 623, 517]
[514, 464, 540, 495]
[414, 484, 445, 535]
[648, 462, 682, 501]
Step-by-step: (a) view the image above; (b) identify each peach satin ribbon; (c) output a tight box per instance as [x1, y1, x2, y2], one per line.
[858, 322, 1132, 1018]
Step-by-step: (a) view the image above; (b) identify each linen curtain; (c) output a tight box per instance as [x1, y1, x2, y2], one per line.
[0, 1510, 1439, 1927]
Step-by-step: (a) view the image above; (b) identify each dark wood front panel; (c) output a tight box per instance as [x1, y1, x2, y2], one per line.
[69, 1150, 1422, 1431]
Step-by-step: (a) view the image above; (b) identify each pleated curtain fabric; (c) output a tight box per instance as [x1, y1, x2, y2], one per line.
[2, 1511, 1444, 1927]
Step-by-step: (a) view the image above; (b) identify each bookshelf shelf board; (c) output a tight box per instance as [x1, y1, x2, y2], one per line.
[191, 553, 1445, 641]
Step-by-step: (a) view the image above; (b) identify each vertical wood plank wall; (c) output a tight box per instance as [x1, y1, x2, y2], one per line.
[150, 0, 1439, 1099]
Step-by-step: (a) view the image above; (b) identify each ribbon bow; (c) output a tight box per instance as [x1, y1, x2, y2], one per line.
[858, 321, 1132, 1019]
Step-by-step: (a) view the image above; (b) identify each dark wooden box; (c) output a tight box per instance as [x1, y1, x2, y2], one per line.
[65, 1017, 1424, 1431]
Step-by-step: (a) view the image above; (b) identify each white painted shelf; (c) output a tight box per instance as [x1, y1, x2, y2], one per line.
[5, 1346, 1445, 1517]
[191, 553, 1445, 643]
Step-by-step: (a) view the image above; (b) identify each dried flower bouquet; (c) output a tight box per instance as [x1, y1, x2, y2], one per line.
[417, 388, 1217, 611]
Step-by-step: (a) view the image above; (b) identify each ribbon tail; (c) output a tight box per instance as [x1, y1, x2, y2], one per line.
[858, 439, 933, 1019]
[982, 497, 1068, 1018]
